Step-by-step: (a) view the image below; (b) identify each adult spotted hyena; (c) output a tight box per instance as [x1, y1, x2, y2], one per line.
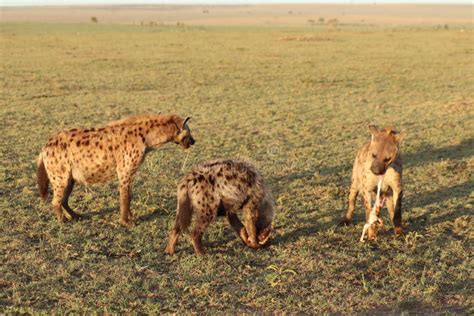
[37, 114, 195, 226]
[340, 125, 406, 238]
[165, 159, 274, 255]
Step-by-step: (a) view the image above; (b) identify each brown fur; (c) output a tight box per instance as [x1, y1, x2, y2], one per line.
[37, 113, 195, 226]
[37, 157, 49, 201]
[165, 159, 274, 256]
[340, 125, 406, 237]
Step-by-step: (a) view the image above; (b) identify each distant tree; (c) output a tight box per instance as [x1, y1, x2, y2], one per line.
[91, 16, 98, 23]
[327, 18, 339, 27]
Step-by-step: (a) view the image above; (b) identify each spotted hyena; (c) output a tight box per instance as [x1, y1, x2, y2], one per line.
[37, 114, 195, 226]
[340, 125, 406, 238]
[165, 159, 274, 256]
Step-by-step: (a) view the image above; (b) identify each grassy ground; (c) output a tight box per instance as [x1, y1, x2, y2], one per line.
[0, 22, 473, 313]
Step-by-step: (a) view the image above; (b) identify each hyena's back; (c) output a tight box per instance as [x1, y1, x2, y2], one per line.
[189, 159, 262, 206]
[41, 128, 118, 185]
[175, 159, 263, 228]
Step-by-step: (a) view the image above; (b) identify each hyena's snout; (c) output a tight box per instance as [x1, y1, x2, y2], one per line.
[189, 136, 195, 146]
[370, 161, 387, 175]
[183, 136, 195, 149]
[257, 225, 273, 245]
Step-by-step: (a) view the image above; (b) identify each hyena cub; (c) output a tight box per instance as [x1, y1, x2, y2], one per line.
[340, 125, 406, 239]
[37, 114, 195, 226]
[165, 159, 274, 256]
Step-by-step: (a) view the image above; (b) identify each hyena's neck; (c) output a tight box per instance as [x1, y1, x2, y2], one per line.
[139, 115, 180, 149]
[108, 114, 181, 149]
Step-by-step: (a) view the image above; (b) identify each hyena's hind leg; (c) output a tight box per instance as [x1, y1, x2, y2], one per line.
[165, 222, 182, 255]
[51, 174, 73, 223]
[191, 205, 217, 256]
[340, 181, 359, 226]
[166, 180, 193, 255]
[61, 178, 80, 220]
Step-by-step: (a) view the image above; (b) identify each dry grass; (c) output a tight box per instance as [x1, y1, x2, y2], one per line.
[0, 22, 473, 313]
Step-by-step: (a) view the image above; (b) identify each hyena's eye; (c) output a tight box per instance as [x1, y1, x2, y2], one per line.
[372, 153, 377, 158]
[384, 157, 391, 162]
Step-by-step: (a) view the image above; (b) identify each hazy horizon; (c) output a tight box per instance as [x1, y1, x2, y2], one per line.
[1, 0, 472, 7]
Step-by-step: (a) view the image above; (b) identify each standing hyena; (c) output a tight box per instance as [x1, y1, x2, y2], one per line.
[340, 125, 406, 238]
[165, 159, 274, 255]
[37, 114, 195, 226]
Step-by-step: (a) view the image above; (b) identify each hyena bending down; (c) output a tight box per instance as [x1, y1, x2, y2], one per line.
[165, 159, 274, 256]
[340, 125, 406, 239]
[37, 114, 195, 226]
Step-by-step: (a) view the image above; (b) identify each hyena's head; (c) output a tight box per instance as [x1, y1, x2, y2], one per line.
[173, 117, 195, 149]
[368, 125, 406, 175]
[256, 192, 275, 246]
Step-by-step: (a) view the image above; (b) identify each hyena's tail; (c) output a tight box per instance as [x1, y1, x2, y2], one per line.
[174, 178, 193, 232]
[37, 153, 49, 201]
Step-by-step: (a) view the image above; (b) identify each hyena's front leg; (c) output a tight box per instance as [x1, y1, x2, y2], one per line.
[118, 176, 134, 227]
[226, 212, 249, 245]
[389, 187, 403, 236]
[242, 199, 260, 249]
[340, 181, 359, 225]
[165, 224, 180, 255]
[50, 171, 75, 223]
[362, 190, 372, 224]
[62, 178, 80, 220]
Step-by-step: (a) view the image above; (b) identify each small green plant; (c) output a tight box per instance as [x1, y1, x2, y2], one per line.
[265, 265, 297, 287]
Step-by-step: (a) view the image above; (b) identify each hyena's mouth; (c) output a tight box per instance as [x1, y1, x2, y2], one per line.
[257, 225, 273, 245]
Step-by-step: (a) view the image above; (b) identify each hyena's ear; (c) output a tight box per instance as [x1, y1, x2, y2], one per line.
[368, 124, 380, 141]
[395, 131, 407, 144]
[183, 117, 191, 129]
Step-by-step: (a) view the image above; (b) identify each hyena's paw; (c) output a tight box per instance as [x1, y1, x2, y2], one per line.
[257, 226, 272, 246]
[245, 237, 261, 249]
[239, 228, 249, 245]
[70, 213, 82, 221]
[65, 211, 81, 221]
[339, 217, 352, 226]
[119, 218, 136, 228]
[57, 217, 68, 224]
[164, 245, 175, 255]
[56, 213, 68, 224]
[394, 227, 403, 236]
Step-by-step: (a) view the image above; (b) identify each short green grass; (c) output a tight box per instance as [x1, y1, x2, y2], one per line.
[0, 22, 473, 313]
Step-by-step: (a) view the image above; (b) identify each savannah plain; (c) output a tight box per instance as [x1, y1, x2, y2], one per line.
[1, 4, 473, 314]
